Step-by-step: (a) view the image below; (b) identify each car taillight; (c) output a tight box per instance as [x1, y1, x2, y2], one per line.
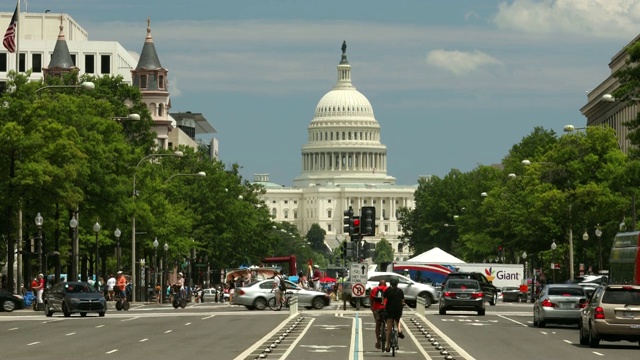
[594, 306, 605, 319]
[541, 299, 556, 308]
[237, 289, 245, 295]
[443, 291, 451, 297]
[471, 292, 484, 299]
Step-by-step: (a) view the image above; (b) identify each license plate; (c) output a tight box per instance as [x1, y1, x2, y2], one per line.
[559, 303, 573, 309]
[458, 294, 469, 299]
[623, 312, 635, 319]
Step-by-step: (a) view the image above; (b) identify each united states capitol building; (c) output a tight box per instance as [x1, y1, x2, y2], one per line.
[253, 43, 417, 260]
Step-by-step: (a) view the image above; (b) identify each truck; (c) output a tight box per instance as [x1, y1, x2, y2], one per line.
[383, 262, 524, 289]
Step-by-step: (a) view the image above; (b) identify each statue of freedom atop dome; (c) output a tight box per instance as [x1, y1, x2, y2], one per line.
[341, 41, 347, 54]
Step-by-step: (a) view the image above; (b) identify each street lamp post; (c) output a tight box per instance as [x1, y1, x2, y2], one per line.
[69, 215, 78, 281]
[112, 113, 141, 122]
[153, 238, 159, 301]
[582, 230, 589, 276]
[595, 225, 603, 271]
[131, 151, 183, 302]
[35, 212, 44, 274]
[35, 81, 95, 94]
[163, 242, 169, 303]
[551, 240, 557, 284]
[93, 221, 101, 282]
[114, 228, 122, 271]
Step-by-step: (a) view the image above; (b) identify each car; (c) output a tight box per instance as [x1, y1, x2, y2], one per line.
[233, 279, 330, 310]
[439, 279, 485, 315]
[0, 290, 24, 312]
[579, 284, 640, 348]
[442, 272, 499, 306]
[201, 287, 229, 302]
[347, 271, 439, 309]
[533, 284, 587, 327]
[44, 281, 107, 317]
[578, 283, 599, 299]
[502, 286, 525, 302]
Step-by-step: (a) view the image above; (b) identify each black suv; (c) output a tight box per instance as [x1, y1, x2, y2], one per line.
[441, 272, 498, 306]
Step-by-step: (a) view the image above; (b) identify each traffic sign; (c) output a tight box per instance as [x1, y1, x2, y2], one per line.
[352, 283, 365, 297]
[350, 262, 368, 297]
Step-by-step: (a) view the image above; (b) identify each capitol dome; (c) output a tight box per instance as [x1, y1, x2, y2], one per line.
[293, 41, 395, 187]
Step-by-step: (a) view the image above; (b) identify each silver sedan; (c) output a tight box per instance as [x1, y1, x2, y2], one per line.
[234, 279, 330, 310]
[533, 284, 587, 327]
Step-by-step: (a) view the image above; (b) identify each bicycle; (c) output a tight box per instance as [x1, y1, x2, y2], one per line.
[267, 289, 292, 311]
[380, 311, 399, 356]
[389, 319, 399, 357]
[378, 310, 387, 352]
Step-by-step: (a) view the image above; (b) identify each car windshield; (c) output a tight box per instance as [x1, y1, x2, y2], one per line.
[548, 287, 584, 296]
[64, 284, 93, 293]
[602, 288, 640, 305]
[447, 280, 479, 290]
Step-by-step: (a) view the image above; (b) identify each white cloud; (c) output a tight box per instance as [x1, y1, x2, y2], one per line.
[169, 76, 181, 97]
[493, 0, 640, 39]
[425, 49, 504, 75]
[464, 11, 480, 21]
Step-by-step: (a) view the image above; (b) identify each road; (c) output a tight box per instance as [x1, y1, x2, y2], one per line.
[1, 301, 638, 359]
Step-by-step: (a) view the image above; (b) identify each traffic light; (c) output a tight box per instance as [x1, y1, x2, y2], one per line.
[345, 241, 355, 259]
[343, 206, 354, 235]
[363, 241, 376, 258]
[361, 206, 376, 236]
[353, 216, 361, 236]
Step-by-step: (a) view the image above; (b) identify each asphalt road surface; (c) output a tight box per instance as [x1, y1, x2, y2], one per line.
[1, 300, 639, 360]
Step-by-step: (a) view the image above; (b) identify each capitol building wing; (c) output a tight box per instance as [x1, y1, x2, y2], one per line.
[254, 42, 417, 260]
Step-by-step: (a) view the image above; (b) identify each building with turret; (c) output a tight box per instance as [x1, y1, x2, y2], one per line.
[254, 42, 416, 260]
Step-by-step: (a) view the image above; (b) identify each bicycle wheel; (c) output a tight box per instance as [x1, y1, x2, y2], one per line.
[267, 296, 281, 311]
[391, 326, 397, 357]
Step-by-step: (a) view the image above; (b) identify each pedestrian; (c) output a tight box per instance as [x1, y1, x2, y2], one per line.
[227, 274, 236, 303]
[35, 274, 45, 310]
[106, 274, 116, 301]
[155, 283, 161, 303]
[312, 265, 322, 291]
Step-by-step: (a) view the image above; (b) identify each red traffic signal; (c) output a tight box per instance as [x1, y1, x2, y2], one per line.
[353, 216, 361, 235]
[353, 218, 360, 227]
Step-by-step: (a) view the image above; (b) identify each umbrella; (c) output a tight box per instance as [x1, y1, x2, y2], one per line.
[320, 276, 336, 283]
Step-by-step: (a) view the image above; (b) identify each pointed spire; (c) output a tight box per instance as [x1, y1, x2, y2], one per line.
[45, 15, 76, 74]
[135, 17, 163, 70]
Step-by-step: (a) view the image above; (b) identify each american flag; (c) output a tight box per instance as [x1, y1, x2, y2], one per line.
[3, 4, 17, 53]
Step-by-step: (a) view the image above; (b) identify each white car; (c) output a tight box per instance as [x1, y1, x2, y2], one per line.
[348, 271, 438, 308]
[200, 288, 229, 303]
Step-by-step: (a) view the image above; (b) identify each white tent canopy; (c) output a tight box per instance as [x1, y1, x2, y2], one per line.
[407, 247, 465, 264]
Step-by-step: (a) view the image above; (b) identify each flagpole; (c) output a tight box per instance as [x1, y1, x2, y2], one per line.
[15, 0, 19, 73]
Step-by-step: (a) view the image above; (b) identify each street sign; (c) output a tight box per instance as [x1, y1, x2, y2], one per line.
[350, 262, 368, 297]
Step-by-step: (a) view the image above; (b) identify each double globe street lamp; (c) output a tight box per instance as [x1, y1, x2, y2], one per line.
[114, 228, 122, 271]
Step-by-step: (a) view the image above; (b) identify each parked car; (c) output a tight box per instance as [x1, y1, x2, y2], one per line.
[502, 286, 525, 302]
[234, 279, 330, 310]
[533, 284, 587, 327]
[579, 284, 640, 348]
[347, 271, 439, 309]
[0, 290, 24, 312]
[44, 281, 107, 317]
[201, 287, 229, 302]
[439, 279, 485, 315]
[442, 272, 499, 306]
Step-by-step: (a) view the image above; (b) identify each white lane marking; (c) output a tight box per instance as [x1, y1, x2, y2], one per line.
[563, 340, 572, 344]
[8, 328, 18, 331]
[497, 314, 529, 327]
[106, 349, 118, 354]
[232, 315, 300, 360]
[401, 318, 430, 359]
[96, 325, 105, 328]
[281, 318, 315, 359]
[185, 322, 191, 326]
[164, 330, 172, 334]
[27, 342, 40, 346]
[202, 315, 215, 320]
[348, 316, 362, 360]
[593, 352, 604, 356]
[139, 339, 148, 342]
[541, 331, 549, 335]
[65, 332, 75, 336]
[121, 316, 138, 322]
[414, 312, 477, 360]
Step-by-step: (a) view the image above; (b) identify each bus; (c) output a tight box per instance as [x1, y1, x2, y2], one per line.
[609, 231, 640, 285]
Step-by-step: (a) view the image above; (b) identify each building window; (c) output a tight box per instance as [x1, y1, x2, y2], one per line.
[328, 224, 332, 232]
[31, 53, 42, 73]
[328, 199, 331, 203]
[398, 243, 403, 253]
[0, 53, 6, 72]
[385, 225, 389, 232]
[70, 54, 77, 66]
[284, 209, 289, 219]
[140, 75, 147, 88]
[327, 210, 332, 218]
[18, 53, 25, 72]
[159, 103, 165, 116]
[382, 209, 386, 220]
[363, 200, 367, 204]
[294, 201, 297, 204]
[284, 200, 288, 204]
[272, 200, 276, 204]
[271, 208, 277, 218]
[100, 54, 110, 74]
[158, 74, 165, 89]
[85, 54, 95, 74]
[294, 210, 298, 219]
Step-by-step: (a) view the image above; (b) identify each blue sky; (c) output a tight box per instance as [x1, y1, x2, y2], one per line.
[22, 0, 640, 186]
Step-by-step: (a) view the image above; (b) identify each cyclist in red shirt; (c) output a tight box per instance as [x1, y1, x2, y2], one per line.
[370, 280, 388, 349]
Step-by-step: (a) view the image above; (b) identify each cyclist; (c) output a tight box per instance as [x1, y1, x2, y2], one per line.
[370, 279, 388, 349]
[384, 277, 405, 352]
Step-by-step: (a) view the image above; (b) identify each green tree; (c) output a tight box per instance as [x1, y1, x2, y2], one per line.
[373, 238, 393, 263]
[306, 223, 327, 253]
